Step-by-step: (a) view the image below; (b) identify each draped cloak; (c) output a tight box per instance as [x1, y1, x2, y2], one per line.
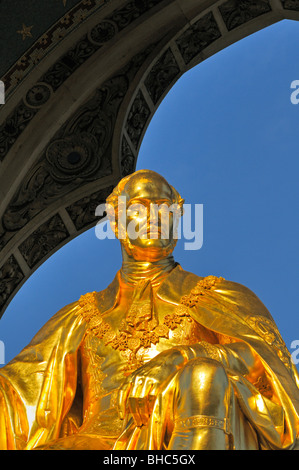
[0, 265, 298, 450]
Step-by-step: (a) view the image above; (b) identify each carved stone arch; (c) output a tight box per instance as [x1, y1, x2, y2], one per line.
[0, 0, 299, 317]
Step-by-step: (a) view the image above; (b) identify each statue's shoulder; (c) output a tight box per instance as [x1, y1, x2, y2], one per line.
[215, 278, 274, 321]
[176, 265, 273, 322]
[24, 299, 86, 349]
[76, 274, 119, 322]
[39, 275, 119, 335]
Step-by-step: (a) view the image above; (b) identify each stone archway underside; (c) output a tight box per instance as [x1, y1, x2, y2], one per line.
[0, 0, 298, 317]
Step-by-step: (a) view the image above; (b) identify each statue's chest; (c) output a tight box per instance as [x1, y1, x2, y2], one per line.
[81, 296, 217, 380]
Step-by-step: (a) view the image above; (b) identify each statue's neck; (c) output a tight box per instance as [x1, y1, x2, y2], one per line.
[120, 248, 176, 286]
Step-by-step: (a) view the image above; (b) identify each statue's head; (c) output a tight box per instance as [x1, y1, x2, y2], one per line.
[106, 169, 184, 261]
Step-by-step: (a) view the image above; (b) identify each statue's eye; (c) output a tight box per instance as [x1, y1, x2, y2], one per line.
[127, 204, 147, 218]
[159, 204, 171, 214]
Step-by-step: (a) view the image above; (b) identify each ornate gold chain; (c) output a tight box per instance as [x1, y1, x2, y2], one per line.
[78, 291, 191, 376]
[180, 275, 224, 307]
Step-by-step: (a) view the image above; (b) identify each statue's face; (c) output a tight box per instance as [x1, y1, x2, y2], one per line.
[119, 173, 179, 261]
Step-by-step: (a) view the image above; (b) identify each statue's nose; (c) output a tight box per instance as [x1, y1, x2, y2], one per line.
[149, 204, 159, 223]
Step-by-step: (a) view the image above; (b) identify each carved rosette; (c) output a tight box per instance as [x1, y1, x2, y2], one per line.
[24, 83, 52, 109]
[88, 20, 118, 45]
[46, 133, 100, 183]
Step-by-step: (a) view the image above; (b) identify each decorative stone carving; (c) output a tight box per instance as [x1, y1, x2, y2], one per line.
[0, 227, 13, 253]
[282, 0, 299, 10]
[18, 214, 69, 269]
[88, 20, 118, 45]
[0, 255, 24, 312]
[219, 0, 272, 31]
[0, 81, 53, 161]
[144, 48, 180, 105]
[46, 132, 101, 183]
[65, 186, 114, 231]
[175, 12, 221, 65]
[41, 36, 100, 92]
[109, 0, 162, 31]
[0, 103, 38, 162]
[125, 90, 150, 150]
[25, 83, 53, 109]
[121, 136, 136, 176]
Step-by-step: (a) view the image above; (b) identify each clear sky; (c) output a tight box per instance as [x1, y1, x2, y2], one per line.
[0, 19, 298, 372]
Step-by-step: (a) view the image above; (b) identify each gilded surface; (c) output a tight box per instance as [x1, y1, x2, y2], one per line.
[0, 169, 298, 450]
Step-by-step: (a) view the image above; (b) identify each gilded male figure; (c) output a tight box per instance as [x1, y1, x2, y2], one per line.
[0, 170, 298, 450]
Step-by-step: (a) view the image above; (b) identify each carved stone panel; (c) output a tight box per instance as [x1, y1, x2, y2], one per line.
[282, 0, 299, 10]
[125, 90, 150, 150]
[144, 48, 180, 105]
[41, 34, 101, 92]
[219, 0, 272, 31]
[18, 214, 69, 269]
[121, 136, 136, 177]
[65, 186, 114, 231]
[108, 0, 163, 31]
[175, 12, 221, 65]
[0, 256, 24, 312]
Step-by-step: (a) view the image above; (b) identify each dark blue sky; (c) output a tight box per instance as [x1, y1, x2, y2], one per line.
[1, 19, 298, 370]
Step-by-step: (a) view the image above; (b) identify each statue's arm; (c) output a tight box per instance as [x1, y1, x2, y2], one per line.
[0, 302, 87, 450]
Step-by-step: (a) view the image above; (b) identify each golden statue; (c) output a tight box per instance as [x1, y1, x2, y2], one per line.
[0, 169, 298, 450]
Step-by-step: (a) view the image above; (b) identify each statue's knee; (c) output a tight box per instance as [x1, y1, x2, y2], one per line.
[177, 357, 229, 398]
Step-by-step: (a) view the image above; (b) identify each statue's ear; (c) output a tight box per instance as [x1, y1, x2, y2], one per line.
[105, 203, 118, 236]
[109, 219, 118, 236]
[169, 185, 185, 216]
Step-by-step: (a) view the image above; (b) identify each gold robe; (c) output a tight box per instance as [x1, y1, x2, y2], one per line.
[0, 265, 298, 450]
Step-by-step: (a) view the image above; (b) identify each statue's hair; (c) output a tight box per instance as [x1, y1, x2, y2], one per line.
[106, 170, 184, 221]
